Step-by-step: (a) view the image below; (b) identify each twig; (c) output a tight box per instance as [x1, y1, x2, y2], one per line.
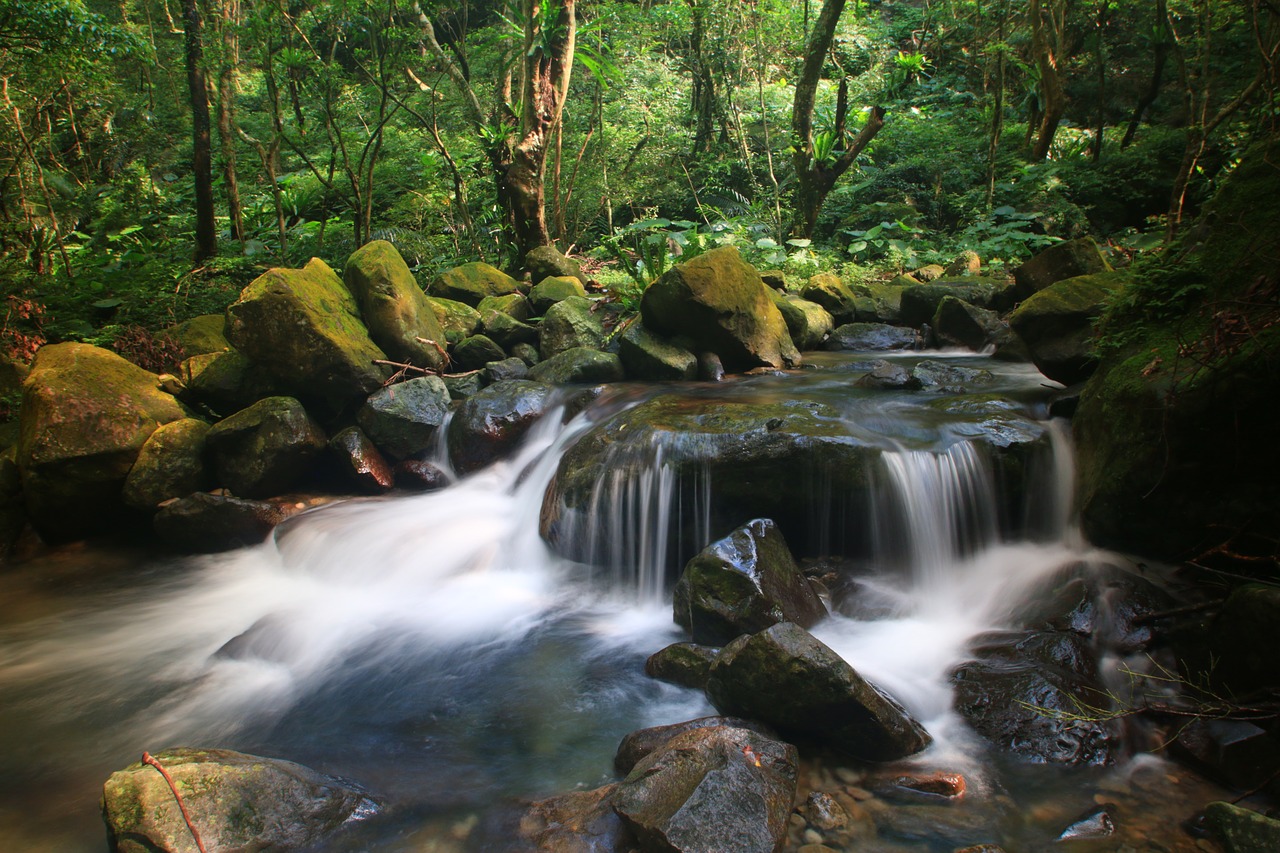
[141, 752, 208, 853]
[1132, 600, 1222, 625]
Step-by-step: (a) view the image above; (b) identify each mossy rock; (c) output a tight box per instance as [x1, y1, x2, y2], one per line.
[205, 396, 327, 498]
[932, 295, 1004, 352]
[452, 334, 507, 371]
[343, 240, 448, 369]
[427, 296, 482, 344]
[17, 342, 188, 542]
[178, 350, 281, 417]
[1204, 801, 1280, 853]
[529, 275, 588, 315]
[1007, 271, 1127, 384]
[800, 272, 860, 323]
[898, 277, 1015, 328]
[122, 417, 211, 510]
[525, 245, 586, 284]
[429, 261, 522, 306]
[480, 308, 539, 350]
[768, 290, 833, 351]
[618, 321, 697, 381]
[527, 347, 623, 385]
[165, 314, 230, 355]
[644, 643, 721, 690]
[477, 292, 533, 322]
[225, 258, 389, 417]
[356, 375, 451, 460]
[539, 295, 607, 358]
[1013, 237, 1111, 298]
[850, 280, 905, 324]
[641, 246, 799, 371]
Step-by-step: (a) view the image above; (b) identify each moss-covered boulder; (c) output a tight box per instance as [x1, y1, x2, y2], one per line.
[899, 277, 1016, 328]
[673, 518, 827, 645]
[16, 342, 187, 542]
[343, 240, 448, 369]
[122, 418, 211, 510]
[429, 261, 522, 306]
[641, 247, 800, 371]
[768, 290, 834, 351]
[525, 245, 585, 284]
[328, 426, 394, 494]
[427, 296, 482, 344]
[705, 622, 932, 761]
[539, 295, 607, 358]
[101, 748, 375, 852]
[165, 314, 229, 355]
[225, 258, 388, 417]
[205, 396, 327, 498]
[529, 275, 588, 314]
[800, 272, 860, 323]
[452, 334, 507, 371]
[850, 280, 905, 324]
[178, 350, 280, 417]
[644, 643, 721, 690]
[1206, 584, 1280, 695]
[618, 321, 698, 381]
[446, 380, 557, 475]
[479, 308, 539, 350]
[527, 346, 623, 385]
[1008, 271, 1127, 384]
[1013, 237, 1111, 299]
[932, 296, 1005, 352]
[477, 292, 533, 321]
[1204, 801, 1280, 853]
[154, 492, 293, 552]
[945, 250, 982, 277]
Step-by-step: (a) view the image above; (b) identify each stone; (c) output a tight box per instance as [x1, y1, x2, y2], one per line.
[910, 360, 994, 393]
[122, 418, 211, 510]
[429, 261, 522, 306]
[485, 356, 531, 384]
[165, 314, 229, 355]
[614, 716, 777, 776]
[452, 334, 508, 371]
[224, 258, 389, 416]
[539, 296, 607, 359]
[446, 380, 556, 475]
[641, 246, 800, 371]
[673, 518, 827, 645]
[1176, 719, 1280, 791]
[528, 347, 624, 385]
[205, 397, 327, 498]
[769, 291, 834, 351]
[824, 323, 918, 352]
[618, 321, 698, 381]
[850, 280, 904, 324]
[101, 747, 375, 853]
[898, 278, 1016, 328]
[800, 273, 860, 323]
[512, 342, 541, 366]
[480, 308, 539, 351]
[1204, 801, 1280, 853]
[612, 725, 798, 853]
[443, 371, 486, 400]
[1057, 804, 1116, 841]
[1012, 237, 1111, 298]
[153, 491, 293, 552]
[705, 622, 932, 761]
[356, 375, 450, 461]
[525, 245, 586, 285]
[530, 275, 588, 314]
[519, 783, 630, 853]
[1207, 583, 1280, 695]
[944, 250, 982, 277]
[178, 350, 280, 417]
[343, 240, 448, 369]
[1007, 271, 1127, 385]
[394, 459, 450, 491]
[911, 263, 945, 282]
[477, 292, 534, 321]
[856, 360, 919, 390]
[0, 449, 26, 556]
[645, 643, 720, 690]
[427, 296, 483, 343]
[759, 270, 787, 290]
[932, 296, 1005, 351]
[697, 352, 725, 382]
[328, 426, 394, 494]
[16, 342, 188, 542]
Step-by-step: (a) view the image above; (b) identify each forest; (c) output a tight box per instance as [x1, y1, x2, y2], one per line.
[0, 0, 1276, 383]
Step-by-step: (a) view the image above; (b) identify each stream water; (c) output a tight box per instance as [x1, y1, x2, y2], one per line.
[0, 351, 1232, 851]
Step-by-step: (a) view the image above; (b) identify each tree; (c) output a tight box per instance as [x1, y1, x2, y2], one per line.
[182, 0, 218, 262]
[1027, 0, 1068, 162]
[791, 0, 884, 238]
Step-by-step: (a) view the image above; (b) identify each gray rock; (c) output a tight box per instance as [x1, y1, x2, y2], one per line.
[443, 371, 486, 400]
[205, 397, 327, 498]
[357, 375, 450, 461]
[453, 334, 508, 371]
[910, 360, 994, 392]
[511, 342, 541, 366]
[154, 492, 292, 552]
[123, 418, 211, 510]
[446, 380, 556, 475]
[614, 716, 776, 775]
[824, 323, 918, 352]
[485, 356, 531, 384]
[528, 347, 624, 385]
[898, 278, 1016, 328]
[856, 360, 919, 390]
[618, 321, 698, 381]
[540, 296, 607, 358]
[932, 296, 1005, 351]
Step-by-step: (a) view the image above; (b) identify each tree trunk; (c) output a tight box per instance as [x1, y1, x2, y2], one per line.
[689, 0, 716, 154]
[1028, 0, 1066, 162]
[183, 0, 218, 263]
[216, 0, 243, 243]
[1121, 0, 1169, 149]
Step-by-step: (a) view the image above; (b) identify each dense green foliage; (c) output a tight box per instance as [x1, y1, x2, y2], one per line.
[0, 0, 1276, 366]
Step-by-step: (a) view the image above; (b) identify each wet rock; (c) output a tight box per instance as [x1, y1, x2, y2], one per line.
[344, 240, 448, 369]
[922, 395, 1047, 448]
[154, 491, 293, 551]
[1057, 803, 1116, 841]
[165, 313, 229, 355]
[619, 321, 698, 381]
[824, 323, 918, 352]
[443, 371, 486, 400]
[225, 258, 389, 416]
[478, 292, 534, 321]
[453, 334, 508, 372]
[205, 397, 327, 498]
[519, 783, 630, 853]
[801, 273, 860, 323]
[911, 360, 994, 393]
[645, 643, 720, 689]
[899, 278, 1017, 328]
[878, 771, 967, 799]
[1203, 801, 1280, 852]
[356, 375, 451, 461]
[17, 342, 188, 542]
[512, 342, 541, 366]
[528, 347, 624, 385]
[485, 356, 531, 384]
[122, 418, 211, 510]
[179, 349, 280, 417]
[530, 275, 589, 314]
[1008, 271, 1127, 385]
[802, 792, 849, 832]
[856, 360, 919, 390]
[672, 518, 827, 645]
[932, 296, 1005, 351]
[705, 622, 932, 761]
[429, 261, 522, 306]
[446, 380, 556, 475]
[329, 426, 394, 494]
[394, 459, 450, 491]
[861, 797, 1004, 848]
[945, 250, 983, 277]
[1176, 719, 1280, 791]
[697, 352, 725, 381]
[1013, 237, 1111, 299]
[428, 296, 483, 343]
[480, 308, 539, 350]
[642, 246, 800, 371]
[101, 747, 375, 853]
[768, 290, 834, 351]
[614, 716, 776, 775]
[540, 296, 607, 359]
[612, 725, 798, 853]
[526, 245, 586, 285]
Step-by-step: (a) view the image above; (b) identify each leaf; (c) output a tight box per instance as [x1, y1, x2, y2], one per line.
[865, 224, 884, 240]
[849, 240, 869, 253]
[786, 238, 812, 248]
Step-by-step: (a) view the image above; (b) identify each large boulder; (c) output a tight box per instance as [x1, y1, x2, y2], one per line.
[343, 240, 448, 369]
[526, 245, 586, 285]
[672, 518, 827, 645]
[1206, 584, 1280, 695]
[800, 273, 860, 323]
[768, 290, 833, 351]
[527, 347, 624, 385]
[612, 725, 798, 853]
[705, 622, 932, 761]
[1013, 237, 1111, 299]
[1007, 271, 1127, 384]
[480, 308, 539, 350]
[101, 748, 375, 852]
[205, 397, 327, 498]
[224, 258, 388, 417]
[641, 247, 799, 371]
[153, 491, 294, 552]
[530, 275, 589, 314]
[165, 314, 229, 355]
[446, 380, 556, 475]
[477, 292, 533, 321]
[356, 375, 451, 461]
[618, 321, 698, 381]
[427, 296, 483, 343]
[1204, 801, 1280, 853]
[824, 322, 918, 352]
[898, 278, 1017, 328]
[429, 261, 522, 306]
[452, 334, 508, 371]
[932, 296, 1006, 352]
[122, 418, 211, 510]
[519, 783, 630, 853]
[850, 280, 904, 324]
[644, 643, 721, 690]
[178, 350, 281, 417]
[614, 716, 777, 775]
[539, 296, 607, 358]
[16, 342, 187, 542]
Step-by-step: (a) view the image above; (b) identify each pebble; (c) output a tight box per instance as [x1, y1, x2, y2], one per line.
[803, 828, 824, 844]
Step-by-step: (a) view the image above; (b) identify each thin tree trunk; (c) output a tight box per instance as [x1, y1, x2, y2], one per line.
[1121, 0, 1169, 149]
[183, 0, 217, 262]
[1028, 0, 1066, 162]
[216, 0, 243, 243]
[986, 0, 1008, 208]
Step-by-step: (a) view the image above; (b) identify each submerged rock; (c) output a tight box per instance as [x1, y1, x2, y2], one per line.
[101, 747, 375, 852]
[153, 491, 292, 552]
[705, 622, 932, 761]
[672, 518, 827, 645]
[446, 380, 556, 475]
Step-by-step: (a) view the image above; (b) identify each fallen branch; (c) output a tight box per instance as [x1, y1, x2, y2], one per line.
[142, 752, 208, 853]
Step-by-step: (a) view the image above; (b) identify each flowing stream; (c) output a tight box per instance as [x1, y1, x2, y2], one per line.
[0, 352, 1228, 851]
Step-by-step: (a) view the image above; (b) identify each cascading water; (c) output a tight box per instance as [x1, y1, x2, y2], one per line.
[0, 352, 1223, 852]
